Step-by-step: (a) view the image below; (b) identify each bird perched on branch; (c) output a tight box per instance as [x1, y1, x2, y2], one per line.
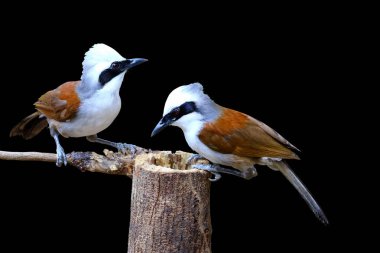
[151, 82, 328, 224]
[10, 43, 147, 167]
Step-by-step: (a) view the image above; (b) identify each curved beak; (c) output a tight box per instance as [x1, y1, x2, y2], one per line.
[122, 58, 148, 71]
[151, 118, 170, 137]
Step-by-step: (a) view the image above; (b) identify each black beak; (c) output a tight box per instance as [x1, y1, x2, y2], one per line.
[122, 58, 148, 71]
[151, 118, 171, 137]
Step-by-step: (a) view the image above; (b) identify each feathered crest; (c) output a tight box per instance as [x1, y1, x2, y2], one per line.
[163, 83, 214, 115]
[181, 82, 204, 94]
[81, 43, 125, 76]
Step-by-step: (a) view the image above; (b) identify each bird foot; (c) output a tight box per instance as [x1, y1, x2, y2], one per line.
[193, 163, 255, 180]
[192, 164, 223, 182]
[242, 167, 258, 180]
[116, 142, 137, 155]
[186, 154, 206, 166]
[56, 146, 67, 167]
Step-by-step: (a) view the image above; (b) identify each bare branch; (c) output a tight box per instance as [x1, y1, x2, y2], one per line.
[0, 147, 206, 178]
[0, 151, 57, 162]
[0, 148, 142, 177]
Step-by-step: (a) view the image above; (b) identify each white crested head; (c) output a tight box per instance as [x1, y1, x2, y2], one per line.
[83, 44, 125, 72]
[162, 83, 220, 130]
[163, 83, 210, 115]
[152, 83, 221, 137]
[81, 43, 126, 80]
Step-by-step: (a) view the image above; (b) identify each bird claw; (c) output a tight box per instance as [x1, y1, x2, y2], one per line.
[186, 154, 204, 165]
[209, 172, 222, 182]
[116, 143, 136, 155]
[192, 164, 223, 182]
[188, 155, 219, 180]
[192, 163, 252, 180]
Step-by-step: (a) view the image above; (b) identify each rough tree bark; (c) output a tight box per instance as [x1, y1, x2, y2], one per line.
[0, 149, 213, 253]
[128, 151, 212, 253]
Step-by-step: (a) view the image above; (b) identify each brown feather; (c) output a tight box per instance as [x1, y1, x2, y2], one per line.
[10, 112, 48, 139]
[198, 107, 299, 160]
[34, 81, 81, 122]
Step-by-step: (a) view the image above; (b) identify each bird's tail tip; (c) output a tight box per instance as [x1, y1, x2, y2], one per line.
[10, 112, 47, 140]
[271, 161, 329, 226]
[315, 208, 329, 226]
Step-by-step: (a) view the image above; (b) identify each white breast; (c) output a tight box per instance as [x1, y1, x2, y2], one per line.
[54, 89, 121, 138]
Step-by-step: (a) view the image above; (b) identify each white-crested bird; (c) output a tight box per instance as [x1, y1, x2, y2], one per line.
[10, 43, 147, 166]
[151, 82, 328, 224]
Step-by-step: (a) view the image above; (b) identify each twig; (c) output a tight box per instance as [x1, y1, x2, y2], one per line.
[0, 147, 205, 178]
[0, 151, 57, 162]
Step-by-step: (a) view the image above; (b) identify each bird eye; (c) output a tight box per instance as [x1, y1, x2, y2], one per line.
[111, 62, 120, 69]
[172, 107, 180, 117]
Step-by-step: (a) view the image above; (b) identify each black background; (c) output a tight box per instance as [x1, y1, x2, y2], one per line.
[0, 4, 364, 253]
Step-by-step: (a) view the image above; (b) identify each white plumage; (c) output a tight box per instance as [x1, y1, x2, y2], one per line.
[11, 43, 147, 167]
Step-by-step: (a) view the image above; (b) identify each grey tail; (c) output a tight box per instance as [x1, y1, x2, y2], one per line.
[10, 112, 48, 140]
[270, 161, 329, 225]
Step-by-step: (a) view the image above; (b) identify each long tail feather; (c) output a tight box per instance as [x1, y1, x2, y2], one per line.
[271, 161, 329, 225]
[10, 112, 48, 140]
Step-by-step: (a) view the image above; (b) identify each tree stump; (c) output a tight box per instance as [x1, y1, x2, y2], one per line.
[128, 151, 212, 253]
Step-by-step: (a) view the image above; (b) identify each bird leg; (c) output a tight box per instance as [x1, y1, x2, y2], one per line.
[86, 135, 136, 155]
[192, 164, 257, 181]
[50, 128, 67, 167]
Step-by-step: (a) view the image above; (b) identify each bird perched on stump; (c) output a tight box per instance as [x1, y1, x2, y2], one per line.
[151, 82, 328, 224]
[10, 43, 147, 167]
